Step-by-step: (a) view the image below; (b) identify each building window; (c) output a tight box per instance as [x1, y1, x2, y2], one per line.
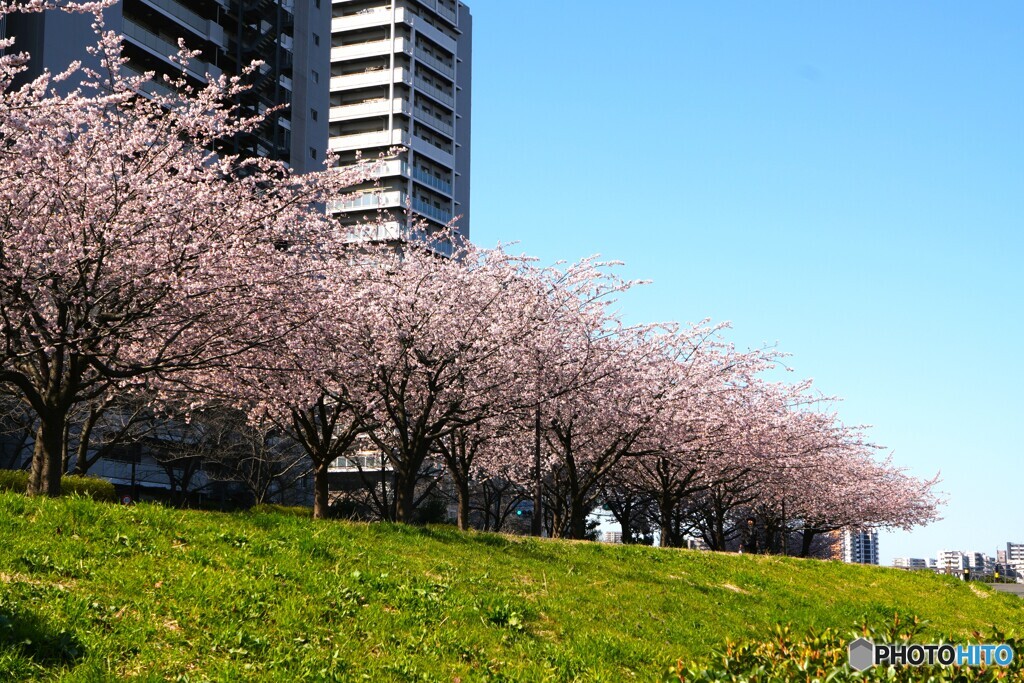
[311, 69, 319, 83]
[310, 108, 318, 121]
[313, 33, 320, 46]
[310, 147, 318, 159]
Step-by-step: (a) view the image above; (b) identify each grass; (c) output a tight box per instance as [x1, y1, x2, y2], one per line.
[0, 492, 1021, 681]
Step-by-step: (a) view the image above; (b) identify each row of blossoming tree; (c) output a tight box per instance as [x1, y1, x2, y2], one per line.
[0, 2, 941, 552]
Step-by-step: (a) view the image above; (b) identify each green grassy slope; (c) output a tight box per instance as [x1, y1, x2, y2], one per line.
[0, 493, 1020, 681]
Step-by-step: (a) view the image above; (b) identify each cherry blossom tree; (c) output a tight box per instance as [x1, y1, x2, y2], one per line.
[348, 242, 550, 523]
[0, 6, 370, 495]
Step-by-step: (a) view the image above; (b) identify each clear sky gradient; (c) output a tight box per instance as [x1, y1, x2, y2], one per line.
[464, 1, 1024, 564]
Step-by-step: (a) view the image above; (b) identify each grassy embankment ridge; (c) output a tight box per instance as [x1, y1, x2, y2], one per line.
[1, 492, 1021, 680]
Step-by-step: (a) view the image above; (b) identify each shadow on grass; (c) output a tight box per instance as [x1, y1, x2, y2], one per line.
[0, 605, 84, 670]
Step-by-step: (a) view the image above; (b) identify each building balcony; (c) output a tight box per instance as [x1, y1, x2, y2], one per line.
[329, 128, 411, 153]
[329, 453, 388, 472]
[137, 0, 225, 47]
[331, 6, 392, 32]
[436, 3, 457, 25]
[336, 220, 454, 256]
[410, 133, 454, 167]
[330, 65, 411, 91]
[328, 190, 407, 214]
[395, 7, 457, 53]
[414, 108, 453, 137]
[415, 47, 454, 79]
[415, 0, 458, 25]
[331, 36, 411, 62]
[414, 77, 454, 107]
[348, 221, 405, 243]
[330, 97, 411, 121]
[412, 197, 452, 224]
[412, 166, 452, 195]
[122, 18, 222, 83]
[371, 159, 408, 178]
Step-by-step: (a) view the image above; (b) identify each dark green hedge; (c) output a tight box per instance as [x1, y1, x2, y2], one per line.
[0, 470, 116, 502]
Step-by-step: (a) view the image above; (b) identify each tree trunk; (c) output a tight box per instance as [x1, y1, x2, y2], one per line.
[27, 410, 67, 497]
[313, 460, 330, 519]
[455, 478, 471, 531]
[658, 493, 675, 547]
[568, 497, 587, 539]
[799, 529, 817, 558]
[73, 405, 100, 476]
[617, 503, 634, 545]
[61, 421, 71, 474]
[394, 474, 417, 524]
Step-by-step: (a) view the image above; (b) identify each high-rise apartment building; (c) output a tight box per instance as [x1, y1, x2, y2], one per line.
[327, 0, 472, 245]
[2, 0, 329, 173]
[840, 528, 879, 565]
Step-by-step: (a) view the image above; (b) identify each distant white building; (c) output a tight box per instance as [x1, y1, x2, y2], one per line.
[685, 537, 710, 551]
[840, 528, 879, 565]
[1004, 543, 1024, 581]
[892, 557, 928, 570]
[968, 552, 995, 575]
[1006, 542, 1024, 564]
[601, 531, 623, 544]
[937, 550, 968, 573]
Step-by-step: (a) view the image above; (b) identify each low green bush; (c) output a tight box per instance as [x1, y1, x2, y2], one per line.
[0, 469, 28, 492]
[667, 616, 1021, 682]
[62, 475, 116, 502]
[0, 470, 116, 502]
[250, 503, 313, 518]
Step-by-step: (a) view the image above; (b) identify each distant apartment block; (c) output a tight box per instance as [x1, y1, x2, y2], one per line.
[1007, 542, 1024, 564]
[1005, 542, 1024, 578]
[601, 531, 622, 544]
[936, 550, 968, 573]
[2, 0, 330, 173]
[685, 537, 710, 551]
[892, 557, 928, 570]
[968, 552, 995, 575]
[840, 528, 879, 565]
[327, 0, 472, 247]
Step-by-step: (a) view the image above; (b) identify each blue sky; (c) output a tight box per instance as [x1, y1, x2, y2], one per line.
[463, 1, 1024, 563]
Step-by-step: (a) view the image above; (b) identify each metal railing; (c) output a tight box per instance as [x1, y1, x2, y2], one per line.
[139, 0, 208, 35]
[412, 197, 453, 224]
[414, 77, 454, 106]
[328, 190, 406, 213]
[122, 19, 221, 82]
[412, 167, 452, 195]
[415, 48, 454, 78]
[436, 2, 456, 24]
[415, 108, 453, 137]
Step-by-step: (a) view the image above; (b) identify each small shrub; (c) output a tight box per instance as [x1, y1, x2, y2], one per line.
[62, 475, 116, 502]
[0, 471, 114, 501]
[0, 469, 29, 492]
[250, 503, 313, 518]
